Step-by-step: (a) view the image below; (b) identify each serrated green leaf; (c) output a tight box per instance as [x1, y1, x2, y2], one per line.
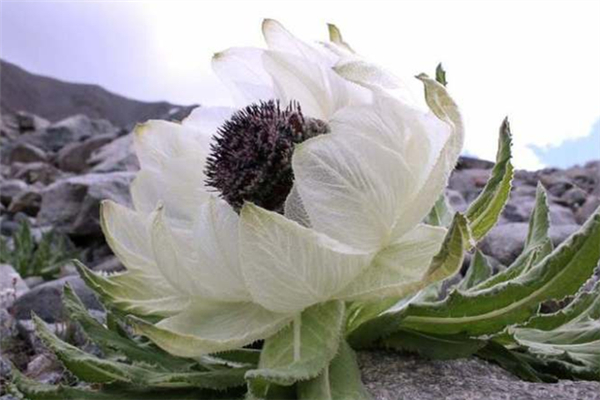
[398, 210, 600, 336]
[424, 194, 453, 227]
[33, 315, 247, 389]
[297, 340, 372, 400]
[347, 213, 467, 348]
[458, 250, 493, 291]
[9, 368, 241, 400]
[475, 341, 548, 382]
[246, 301, 344, 398]
[382, 329, 486, 360]
[435, 63, 447, 86]
[525, 183, 551, 250]
[466, 118, 514, 244]
[63, 284, 196, 372]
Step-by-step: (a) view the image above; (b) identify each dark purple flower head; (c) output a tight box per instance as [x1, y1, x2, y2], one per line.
[205, 100, 329, 212]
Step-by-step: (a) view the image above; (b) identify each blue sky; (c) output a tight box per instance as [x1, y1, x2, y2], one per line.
[1, 0, 599, 169]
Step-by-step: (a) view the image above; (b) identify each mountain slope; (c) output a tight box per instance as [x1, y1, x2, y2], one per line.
[0, 60, 195, 127]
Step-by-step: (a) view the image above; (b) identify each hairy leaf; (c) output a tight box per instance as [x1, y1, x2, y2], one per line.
[424, 195, 453, 227]
[465, 118, 513, 244]
[382, 329, 485, 360]
[297, 341, 372, 400]
[398, 210, 600, 336]
[247, 301, 344, 398]
[458, 249, 493, 291]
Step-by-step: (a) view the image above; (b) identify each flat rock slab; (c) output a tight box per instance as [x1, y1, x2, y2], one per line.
[359, 351, 600, 400]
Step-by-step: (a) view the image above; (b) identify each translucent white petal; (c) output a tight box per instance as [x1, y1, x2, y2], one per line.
[182, 106, 235, 135]
[239, 204, 372, 314]
[262, 51, 369, 120]
[130, 301, 292, 357]
[150, 200, 251, 302]
[100, 200, 156, 274]
[212, 47, 275, 107]
[335, 224, 446, 301]
[131, 161, 209, 224]
[390, 75, 464, 238]
[133, 120, 209, 171]
[262, 19, 329, 63]
[293, 132, 418, 252]
[284, 184, 311, 227]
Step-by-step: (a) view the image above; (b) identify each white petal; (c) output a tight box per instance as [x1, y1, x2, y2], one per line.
[182, 106, 235, 135]
[130, 301, 292, 357]
[335, 224, 447, 301]
[150, 200, 251, 302]
[134, 120, 209, 171]
[239, 204, 372, 314]
[390, 75, 464, 238]
[262, 19, 327, 63]
[263, 51, 369, 120]
[131, 161, 209, 224]
[284, 184, 311, 227]
[293, 132, 418, 252]
[212, 47, 275, 107]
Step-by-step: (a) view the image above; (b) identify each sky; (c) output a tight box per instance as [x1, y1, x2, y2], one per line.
[1, 0, 599, 169]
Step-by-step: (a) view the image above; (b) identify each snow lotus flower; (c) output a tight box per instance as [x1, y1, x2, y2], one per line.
[81, 20, 464, 357]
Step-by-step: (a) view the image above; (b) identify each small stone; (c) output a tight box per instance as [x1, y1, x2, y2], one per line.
[561, 187, 588, 207]
[576, 196, 600, 224]
[88, 133, 139, 173]
[0, 264, 29, 309]
[7, 189, 42, 216]
[0, 179, 29, 206]
[10, 162, 62, 185]
[16, 112, 50, 133]
[445, 189, 467, 213]
[25, 353, 63, 384]
[11, 275, 102, 322]
[8, 143, 47, 164]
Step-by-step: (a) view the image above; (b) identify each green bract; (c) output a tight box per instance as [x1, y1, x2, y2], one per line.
[10, 20, 600, 400]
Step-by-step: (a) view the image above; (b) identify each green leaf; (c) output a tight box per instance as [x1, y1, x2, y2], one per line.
[424, 194, 453, 227]
[246, 301, 345, 398]
[297, 340, 372, 400]
[435, 63, 447, 86]
[33, 315, 247, 389]
[382, 329, 485, 360]
[476, 341, 547, 382]
[465, 118, 514, 244]
[474, 183, 550, 290]
[8, 368, 241, 400]
[398, 209, 600, 336]
[347, 213, 467, 348]
[458, 249, 493, 291]
[62, 284, 196, 371]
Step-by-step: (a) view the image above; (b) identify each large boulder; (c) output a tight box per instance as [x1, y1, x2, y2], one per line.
[57, 133, 115, 173]
[480, 223, 580, 265]
[10, 275, 102, 322]
[37, 114, 118, 152]
[88, 133, 139, 173]
[37, 172, 134, 235]
[360, 351, 600, 400]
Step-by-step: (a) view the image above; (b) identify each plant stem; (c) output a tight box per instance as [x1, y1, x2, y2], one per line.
[293, 313, 301, 362]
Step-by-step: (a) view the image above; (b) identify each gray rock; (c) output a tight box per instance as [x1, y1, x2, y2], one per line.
[39, 114, 118, 152]
[25, 353, 63, 384]
[502, 197, 577, 226]
[88, 133, 139, 173]
[0, 179, 29, 206]
[15, 111, 50, 133]
[456, 156, 494, 170]
[360, 351, 600, 400]
[10, 162, 62, 185]
[37, 172, 134, 236]
[11, 275, 102, 322]
[0, 264, 29, 309]
[8, 143, 47, 164]
[92, 255, 124, 273]
[561, 187, 588, 207]
[480, 223, 579, 265]
[576, 196, 600, 224]
[57, 133, 115, 173]
[448, 169, 491, 203]
[7, 189, 41, 216]
[445, 189, 467, 213]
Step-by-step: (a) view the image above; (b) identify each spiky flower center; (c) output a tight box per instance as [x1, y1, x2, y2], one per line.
[205, 100, 329, 212]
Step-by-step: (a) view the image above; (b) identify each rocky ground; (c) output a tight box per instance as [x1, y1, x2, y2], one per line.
[0, 109, 599, 399]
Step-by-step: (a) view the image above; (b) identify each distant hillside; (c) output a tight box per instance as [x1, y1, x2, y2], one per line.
[0, 60, 195, 127]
